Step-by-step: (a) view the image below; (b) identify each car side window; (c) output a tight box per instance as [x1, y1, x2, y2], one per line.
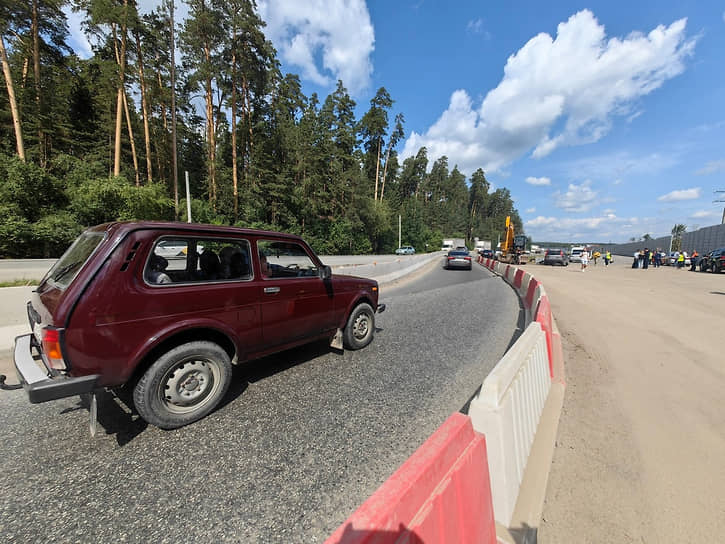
[146, 237, 252, 285]
[257, 240, 319, 279]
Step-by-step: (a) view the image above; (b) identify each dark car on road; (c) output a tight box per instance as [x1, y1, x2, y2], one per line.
[480, 249, 494, 259]
[445, 249, 472, 270]
[542, 248, 569, 266]
[10, 222, 385, 430]
[699, 248, 725, 273]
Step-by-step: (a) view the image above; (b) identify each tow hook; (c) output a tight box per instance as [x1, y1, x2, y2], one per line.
[0, 374, 23, 391]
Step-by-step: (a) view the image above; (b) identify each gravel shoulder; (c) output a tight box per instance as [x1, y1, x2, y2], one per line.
[531, 258, 725, 543]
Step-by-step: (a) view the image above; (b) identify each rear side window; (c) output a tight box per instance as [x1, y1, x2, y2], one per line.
[43, 230, 105, 290]
[145, 237, 252, 285]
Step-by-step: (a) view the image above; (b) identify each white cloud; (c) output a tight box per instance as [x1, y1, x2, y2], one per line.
[525, 176, 551, 186]
[554, 180, 598, 212]
[467, 18, 484, 33]
[657, 187, 701, 201]
[62, 7, 94, 58]
[691, 210, 717, 218]
[257, 0, 374, 95]
[525, 212, 649, 242]
[526, 207, 536, 213]
[695, 159, 725, 175]
[402, 10, 695, 174]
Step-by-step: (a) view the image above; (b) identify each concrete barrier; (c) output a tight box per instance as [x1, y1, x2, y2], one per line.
[325, 412, 497, 544]
[325, 258, 565, 543]
[468, 322, 551, 526]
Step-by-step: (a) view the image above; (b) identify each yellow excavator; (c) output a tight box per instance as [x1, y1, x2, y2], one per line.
[497, 216, 527, 264]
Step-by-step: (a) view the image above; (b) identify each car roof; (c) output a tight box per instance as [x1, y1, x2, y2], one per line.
[95, 221, 305, 242]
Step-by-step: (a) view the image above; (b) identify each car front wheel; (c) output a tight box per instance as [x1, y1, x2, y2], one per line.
[133, 341, 232, 429]
[343, 302, 375, 350]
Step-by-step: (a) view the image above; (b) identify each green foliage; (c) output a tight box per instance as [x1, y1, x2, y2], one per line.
[0, 154, 66, 221]
[31, 212, 83, 258]
[0, 3, 524, 258]
[0, 206, 32, 258]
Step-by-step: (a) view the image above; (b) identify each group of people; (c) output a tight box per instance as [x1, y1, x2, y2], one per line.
[578, 248, 613, 272]
[631, 248, 700, 270]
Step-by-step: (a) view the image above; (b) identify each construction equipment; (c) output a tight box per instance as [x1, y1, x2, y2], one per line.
[497, 216, 527, 264]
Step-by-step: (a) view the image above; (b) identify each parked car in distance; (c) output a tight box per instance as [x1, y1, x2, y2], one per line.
[11, 221, 385, 430]
[699, 248, 725, 273]
[543, 248, 569, 266]
[666, 252, 690, 266]
[445, 249, 472, 270]
[569, 246, 585, 263]
[395, 246, 416, 255]
[480, 249, 494, 259]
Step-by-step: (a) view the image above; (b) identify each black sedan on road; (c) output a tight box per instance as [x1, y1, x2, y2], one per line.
[542, 248, 569, 266]
[445, 249, 472, 270]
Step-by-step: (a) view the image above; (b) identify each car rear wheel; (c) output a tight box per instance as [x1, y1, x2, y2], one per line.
[343, 302, 375, 350]
[133, 341, 232, 429]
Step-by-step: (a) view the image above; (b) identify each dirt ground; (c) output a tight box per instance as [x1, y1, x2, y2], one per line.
[530, 256, 725, 543]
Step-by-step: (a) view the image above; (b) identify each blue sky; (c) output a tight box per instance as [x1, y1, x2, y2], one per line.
[64, 1, 725, 243]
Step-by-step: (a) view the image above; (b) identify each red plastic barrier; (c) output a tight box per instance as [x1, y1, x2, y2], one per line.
[513, 268, 524, 289]
[325, 412, 497, 544]
[525, 279, 540, 310]
[535, 295, 554, 377]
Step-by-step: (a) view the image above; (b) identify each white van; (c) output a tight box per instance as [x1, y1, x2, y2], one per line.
[441, 239, 454, 251]
[569, 246, 586, 263]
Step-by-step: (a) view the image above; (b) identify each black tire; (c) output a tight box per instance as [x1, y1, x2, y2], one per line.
[343, 302, 375, 350]
[713, 263, 720, 274]
[133, 341, 232, 429]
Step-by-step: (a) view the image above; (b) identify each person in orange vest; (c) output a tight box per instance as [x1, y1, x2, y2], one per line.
[690, 250, 699, 271]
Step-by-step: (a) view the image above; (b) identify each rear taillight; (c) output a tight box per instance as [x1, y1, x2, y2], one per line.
[42, 327, 67, 371]
[464, 256, 471, 261]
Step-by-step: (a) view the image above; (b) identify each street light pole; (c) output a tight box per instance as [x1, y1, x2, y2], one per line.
[398, 215, 401, 249]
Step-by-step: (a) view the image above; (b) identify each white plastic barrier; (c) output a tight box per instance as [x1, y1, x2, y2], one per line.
[468, 321, 552, 526]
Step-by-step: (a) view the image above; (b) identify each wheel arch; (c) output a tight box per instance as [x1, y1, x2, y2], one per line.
[125, 327, 238, 389]
[340, 294, 376, 328]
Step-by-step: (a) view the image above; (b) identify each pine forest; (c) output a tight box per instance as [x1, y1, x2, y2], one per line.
[0, 0, 523, 257]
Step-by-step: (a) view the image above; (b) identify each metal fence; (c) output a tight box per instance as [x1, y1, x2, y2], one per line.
[598, 222, 725, 257]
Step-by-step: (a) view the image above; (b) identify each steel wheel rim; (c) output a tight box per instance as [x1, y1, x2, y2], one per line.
[160, 357, 221, 414]
[353, 311, 371, 341]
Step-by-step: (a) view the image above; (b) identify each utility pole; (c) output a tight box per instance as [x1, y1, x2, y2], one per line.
[715, 190, 725, 224]
[398, 215, 401, 249]
[169, 0, 179, 220]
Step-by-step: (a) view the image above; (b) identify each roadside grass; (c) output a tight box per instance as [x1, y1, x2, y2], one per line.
[0, 279, 39, 288]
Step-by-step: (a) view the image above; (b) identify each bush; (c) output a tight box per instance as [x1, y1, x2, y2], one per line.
[31, 212, 83, 258]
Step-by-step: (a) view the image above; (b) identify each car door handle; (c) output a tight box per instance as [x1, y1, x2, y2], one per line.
[264, 286, 280, 294]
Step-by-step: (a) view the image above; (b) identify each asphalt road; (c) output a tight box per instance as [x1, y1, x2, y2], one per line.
[0, 262, 521, 543]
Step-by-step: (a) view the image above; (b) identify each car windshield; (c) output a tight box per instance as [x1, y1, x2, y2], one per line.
[41, 230, 105, 290]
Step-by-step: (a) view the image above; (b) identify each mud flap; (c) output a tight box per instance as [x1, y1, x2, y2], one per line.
[81, 391, 98, 437]
[330, 329, 343, 350]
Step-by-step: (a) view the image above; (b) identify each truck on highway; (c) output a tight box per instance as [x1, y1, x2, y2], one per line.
[474, 240, 492, 254]
[442, 238, 467, 251]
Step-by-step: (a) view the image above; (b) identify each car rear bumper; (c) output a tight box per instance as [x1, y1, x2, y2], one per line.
[14, 334, 100, 403]
[446, 260, 472, 269]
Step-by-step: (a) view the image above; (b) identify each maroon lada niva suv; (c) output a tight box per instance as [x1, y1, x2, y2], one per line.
[12, 222, 385, 429]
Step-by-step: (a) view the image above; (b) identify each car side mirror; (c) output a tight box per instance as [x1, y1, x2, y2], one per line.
[320, 265, 332, 280]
